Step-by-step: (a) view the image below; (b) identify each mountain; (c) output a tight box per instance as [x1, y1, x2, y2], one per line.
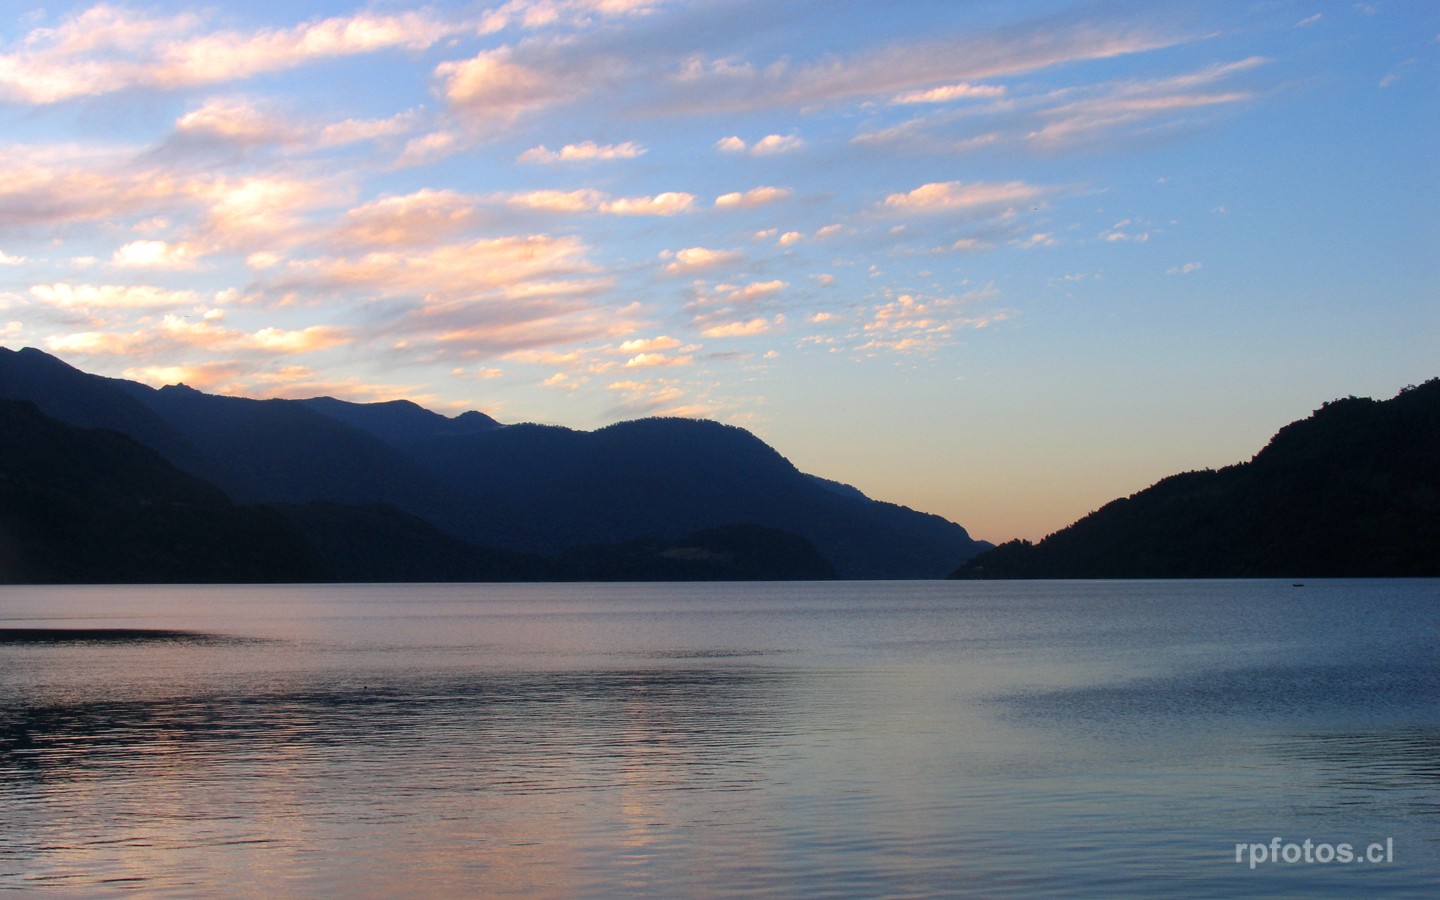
[952, 380, 1440, 579]
[399, 416, 977, 577]
[297, 396, 500, 449]
[0, 347, 987, 578]
[0, 396, 835, 584]
[0, 398, 324, 583]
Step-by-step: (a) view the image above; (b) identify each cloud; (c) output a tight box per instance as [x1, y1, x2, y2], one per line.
[624, 352, 692, 368]
[41, 312, 349, 360]
[715, 186, 791, 209]
[752, 134, 804, 155]
[275, 232, 632, 360]
[480, 0, 663, 34]
[854, 55, 1266, 156]
[714, 134, 803, 156]
[250, 325, 349, 353]
[661, 16, 1187, 114]
[1101, 220, 1150, 242]
[507, 189, 608, 213]
[111, 240, 200, 270]
[601, 192, 695, 215]
[292, 234, 598, 305]
[0, 251, 28, 266]
[120, 362, 248, 391]
[850, 286, 1005, 353]
[722, 280, 787, 303]
[518, 141, 646, 163]
[882, 180, 1046, 215]
[337, 190, 480, 248]
[1025, 57, 1266, 148]
[508, 189, 694, 215]
[319, 110, 422, 147]
[662, 246, 741, 274]
[702, 317, 772, 338]
[892, 83, 1005, 104]
[618, 335, 682, 352]
[0, 6, 464, 104]
[1167, 261, 1202, 275]
[173, 97, 296, 145]
[31, 282, 202, 309]
[437, 47, 570, 121]
[396, 131, 461, 167]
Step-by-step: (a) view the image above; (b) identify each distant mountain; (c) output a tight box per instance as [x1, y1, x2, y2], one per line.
[558, 523, 837, 581]
[0, 347, 987, 579]
[400, 416, 978, 577]
[953, 380, 1440, 579]
[297, 397, 500, 449]
[0, 398, 323, 583]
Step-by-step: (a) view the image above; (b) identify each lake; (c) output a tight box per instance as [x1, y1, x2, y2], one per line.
[1, 580, 1437, 896]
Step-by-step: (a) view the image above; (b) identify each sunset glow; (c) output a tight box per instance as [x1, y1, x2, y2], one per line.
[1, 1, 1434, 541]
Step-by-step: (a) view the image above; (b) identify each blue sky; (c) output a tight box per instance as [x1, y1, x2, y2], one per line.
[0, 0, 1435, 542]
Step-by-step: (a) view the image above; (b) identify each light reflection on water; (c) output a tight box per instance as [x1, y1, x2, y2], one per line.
[0, 580, 1437, 896]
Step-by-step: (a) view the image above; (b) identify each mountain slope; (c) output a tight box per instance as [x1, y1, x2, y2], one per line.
[953, 380, 1440, 579]
[0, 347, 986, 578]
[299, 397, 500, 449]
[403, 416, 980, 578]
[0, 399, 324, 583]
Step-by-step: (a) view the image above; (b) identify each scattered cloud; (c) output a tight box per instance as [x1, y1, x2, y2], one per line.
[1167, 261, 1202, 275]
[663, 16, 1188, 114]
[508, 189, 694, 215]
[662, 246, 741, 274]
[111, 240, 201, 270]
[703, 317, 773, 338]
[715, 186, 792, 209]
[882, 180, 1046, 215]
[892, 83, 1006, 104]
[519, 141, 645, 163]
[624, 351, 693, 368]
[1025, 57, 1266, 148]
[337, 190, 480, 248]
[715, 134, 803, 155]
[0, 6, 465, 104]
[854, 286, 1006, 353]
[618, 335, 682, 353]
[396, 131, 461, 167]
[31, 282, 202, 310]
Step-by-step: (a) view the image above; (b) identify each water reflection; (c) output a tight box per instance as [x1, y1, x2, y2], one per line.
[0, 665, 798, 895]
[1265, 727, 1440, 819]
[3, 580, 1438, 897]
[997, 661, 1440, 727]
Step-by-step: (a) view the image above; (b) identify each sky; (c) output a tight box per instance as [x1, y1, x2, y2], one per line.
[0, 0, 1435, 544]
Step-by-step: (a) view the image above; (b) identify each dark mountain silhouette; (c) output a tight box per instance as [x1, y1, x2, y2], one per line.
[278, 505, 834, 582]
[559, 523, 837, 581]
[0, 347, 986, 579]
[298, 397, 500, 449]
[398, 416, 978, 577]
[0, 398, 323, 583]
[953, 380, 1440, 579]
[0, 347, 217, 479]
[0, 396, 834, 583]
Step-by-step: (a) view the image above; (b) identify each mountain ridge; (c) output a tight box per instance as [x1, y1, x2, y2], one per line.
[0, 347, 987, 579]
[952, 379, 1440, 579]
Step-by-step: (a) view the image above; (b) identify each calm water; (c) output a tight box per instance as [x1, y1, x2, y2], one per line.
[1, 580, 1437, 897]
